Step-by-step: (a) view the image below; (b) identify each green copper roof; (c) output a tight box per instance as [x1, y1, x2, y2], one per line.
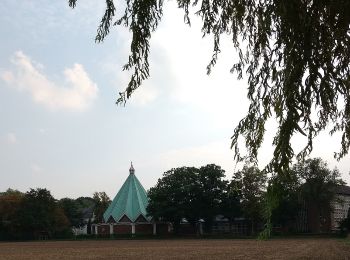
[103, 164, 150, 223]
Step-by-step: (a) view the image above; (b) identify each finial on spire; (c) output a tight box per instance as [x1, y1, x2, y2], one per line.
[129, 161, 135, 174]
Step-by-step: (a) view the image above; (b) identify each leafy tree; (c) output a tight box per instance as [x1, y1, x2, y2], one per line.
[76, 197, 96, 221]
[58, 198, 81, 227]
[93, 192, 111, 223]
[0, 189, 24, 239]
[15, 188, 70, 239]
[221, 179, 242, 222]
[232, 165, 267, 234]
[261, 158, 345, 237]
[0, 188, 23, 197]
[51, 206, 71, 238]
[269, 172, 301, 230]
[147, 167, 199, 233]
[197, 164, 227, 231]
[75, 196, 96, 209]
[259, 171, 300, 239]
[68, 0, 350, 173]
[0, 189, 23, 222]
[293, 158, 344, 233]
[148, 165, 228, 233]
[58, 196, 96, 230]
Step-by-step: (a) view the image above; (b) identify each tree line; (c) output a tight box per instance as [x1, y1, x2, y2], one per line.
[1, 157, 349, 240]
[0, 189, 111, 240]
[147, 158, 347, 235]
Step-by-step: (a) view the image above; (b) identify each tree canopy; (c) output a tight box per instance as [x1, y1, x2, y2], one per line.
[58, 198, 82, 227]
[0, 188, 108, 240]
[147, 165, 229, 232]
[92, 191, 111, 223]
[15, 188, 70, 239]
[68, 0, 350, 172]
[231, 165, 267, 233]
[266, 158, 344, 233]
[292, 157, 344, 232]
[147, 166, 199, 231]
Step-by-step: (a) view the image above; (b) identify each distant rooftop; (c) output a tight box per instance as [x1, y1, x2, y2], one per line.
[335, 185, 350, 195]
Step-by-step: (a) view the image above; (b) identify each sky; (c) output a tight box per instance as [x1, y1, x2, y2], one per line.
[0, 1, 349, 199]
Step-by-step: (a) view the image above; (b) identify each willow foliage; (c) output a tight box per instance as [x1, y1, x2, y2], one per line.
[69, 0, 350, 172]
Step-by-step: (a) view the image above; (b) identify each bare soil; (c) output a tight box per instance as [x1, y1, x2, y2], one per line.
[0, 238, 349, 259]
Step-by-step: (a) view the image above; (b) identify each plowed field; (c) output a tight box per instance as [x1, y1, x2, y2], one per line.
[0, 238, 349, 259]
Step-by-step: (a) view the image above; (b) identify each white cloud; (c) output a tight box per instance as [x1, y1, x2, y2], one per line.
[146, 4, 250, 127]
[6, 133, 17, 144]
[30, 163, 42, 174]
[1, 51, 98, 111]
[0, 70, 14, 83]
[130, 85, 158, 106]
[39, 128, 47, 134]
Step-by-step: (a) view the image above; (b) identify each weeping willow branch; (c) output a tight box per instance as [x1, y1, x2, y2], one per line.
[69, 0, 350, 172]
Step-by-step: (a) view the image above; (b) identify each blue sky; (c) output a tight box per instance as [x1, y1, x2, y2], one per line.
[1, 1, 349, 199]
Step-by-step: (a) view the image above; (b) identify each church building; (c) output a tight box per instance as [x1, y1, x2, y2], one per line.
[92, 163, 169, 236]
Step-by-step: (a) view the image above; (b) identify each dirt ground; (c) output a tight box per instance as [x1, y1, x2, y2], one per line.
[0, 238, 349, 260]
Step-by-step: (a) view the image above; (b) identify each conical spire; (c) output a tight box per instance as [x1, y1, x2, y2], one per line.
[103, 163, 150, 223]
[129, 161, 135, 174]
